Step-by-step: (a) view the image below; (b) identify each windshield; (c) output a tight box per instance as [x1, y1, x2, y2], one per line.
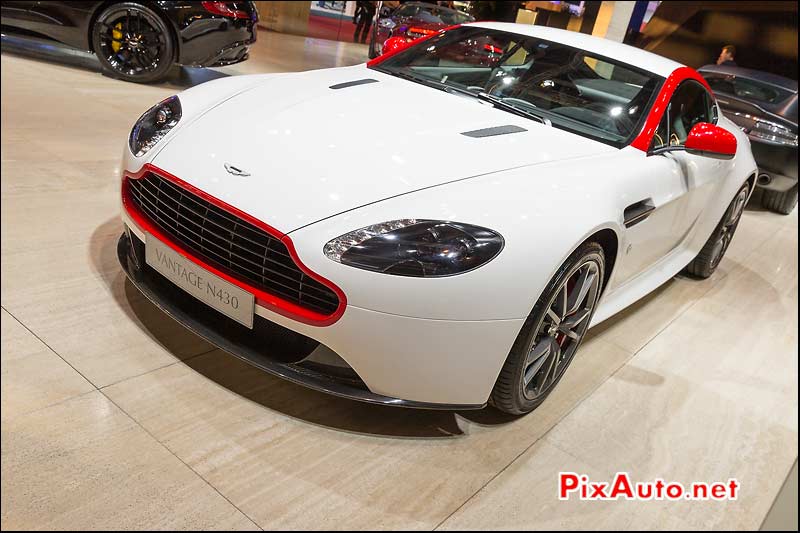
[370, 27, 664, 147]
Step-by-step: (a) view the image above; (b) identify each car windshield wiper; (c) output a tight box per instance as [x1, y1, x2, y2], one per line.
[380, 69, 551, 126]
[476, 93, 552, 126]
[387, 69, 478, 98]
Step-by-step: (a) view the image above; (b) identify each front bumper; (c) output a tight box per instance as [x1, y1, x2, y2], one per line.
[118, 227, 523, 408]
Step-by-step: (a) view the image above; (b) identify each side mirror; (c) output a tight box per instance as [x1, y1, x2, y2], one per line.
[685, 122, 737, 159]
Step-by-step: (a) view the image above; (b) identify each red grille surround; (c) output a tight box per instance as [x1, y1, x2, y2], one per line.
[122, 164, 346, 326]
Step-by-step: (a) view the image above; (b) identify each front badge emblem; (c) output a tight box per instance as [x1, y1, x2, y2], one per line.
[224, 163, 250, 177]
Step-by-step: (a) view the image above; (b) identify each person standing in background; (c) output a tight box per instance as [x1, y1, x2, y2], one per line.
[716, 44, 737, 66]
[354, 1, 376, 44]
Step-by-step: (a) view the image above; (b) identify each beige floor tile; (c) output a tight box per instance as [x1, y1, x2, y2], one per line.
[0, 158, 119, 198]
[2, 270, 214, 388]
[438, 439, 695, 531]
[0, 188, 121, 256]
[542, 364, 797, 530]
[102, 336, 633, 530]
[1, 214, 123, 298]
[0, 391, 258, 530]
[1, 309, 94, 420]
[1, 234, 122, 298]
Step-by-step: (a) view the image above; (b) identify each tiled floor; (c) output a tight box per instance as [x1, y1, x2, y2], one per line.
[2, 30, 797, 530]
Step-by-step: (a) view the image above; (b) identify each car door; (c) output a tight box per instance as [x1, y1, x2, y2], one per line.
[617, 80, 726, 284]
[657, 81, 730, 245]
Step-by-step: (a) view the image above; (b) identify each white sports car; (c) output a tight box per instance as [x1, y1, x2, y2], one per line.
[118, 23, 757, 414]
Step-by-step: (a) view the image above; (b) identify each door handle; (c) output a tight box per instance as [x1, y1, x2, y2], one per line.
[624, 198, 656, 228]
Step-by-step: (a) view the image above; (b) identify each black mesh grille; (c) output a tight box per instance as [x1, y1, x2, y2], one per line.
[126, 173, 339, 316]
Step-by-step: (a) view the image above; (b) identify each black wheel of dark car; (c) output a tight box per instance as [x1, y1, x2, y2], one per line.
[92, 3, 175, 83]
[490, 242, 605, 415]
[761, 185, 798, 215]
[685, 182, 750, 279]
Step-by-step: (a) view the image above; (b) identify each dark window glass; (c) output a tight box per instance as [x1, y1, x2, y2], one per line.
[651, 80, 713, 149]
[704, 74, 736, 96]
[703, 73, 793, 104]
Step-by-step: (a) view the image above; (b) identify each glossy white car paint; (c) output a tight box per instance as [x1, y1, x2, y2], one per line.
[121, 25, 758, 406]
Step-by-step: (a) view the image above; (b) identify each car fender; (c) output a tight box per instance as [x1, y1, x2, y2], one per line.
[287, 150, 632, 322]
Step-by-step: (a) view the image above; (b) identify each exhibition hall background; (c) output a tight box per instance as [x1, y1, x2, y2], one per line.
[255, 1, 798, 79]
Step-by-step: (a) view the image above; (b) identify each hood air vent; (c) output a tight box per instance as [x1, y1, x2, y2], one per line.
[330, 79, 379, 90]
[461, 125, 528, 138]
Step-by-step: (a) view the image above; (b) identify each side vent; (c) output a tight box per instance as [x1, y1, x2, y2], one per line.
[461, 125, 528, 138]
[330, 79, 379, 90]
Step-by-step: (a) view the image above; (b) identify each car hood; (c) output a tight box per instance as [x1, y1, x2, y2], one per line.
[152, 66, 614, 234]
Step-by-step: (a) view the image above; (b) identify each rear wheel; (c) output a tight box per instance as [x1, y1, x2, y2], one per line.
[92, 3, 175, 83]
[685, 183, 749, 279]
[490, 242, 605, 415]
[761, 185, 798, 215]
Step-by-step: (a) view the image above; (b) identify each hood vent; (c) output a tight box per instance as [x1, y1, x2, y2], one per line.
[330, 78, 379, 90]
[461, 125, 528, 138]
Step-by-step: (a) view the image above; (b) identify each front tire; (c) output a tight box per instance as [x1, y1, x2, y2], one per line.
[761, 185, 798, 215]
[685, 183, 749, 279]
[490, 242, 605, 415]
[92, 3, 175, 83]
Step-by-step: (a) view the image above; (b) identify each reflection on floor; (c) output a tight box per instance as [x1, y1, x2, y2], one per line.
[2, 30, 797, 530]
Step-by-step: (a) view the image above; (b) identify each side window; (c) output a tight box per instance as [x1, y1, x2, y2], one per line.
[651, 81, 713, 150]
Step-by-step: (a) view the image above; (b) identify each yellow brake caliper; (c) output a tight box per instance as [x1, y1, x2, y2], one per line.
[111, 22, 123, 52]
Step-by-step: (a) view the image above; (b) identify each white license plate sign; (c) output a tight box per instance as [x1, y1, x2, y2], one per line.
[145, 234, 255, 328]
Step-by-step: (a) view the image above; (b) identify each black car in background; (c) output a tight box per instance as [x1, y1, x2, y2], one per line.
[1, 1, 258, 83]
[700, 65, 798, 214]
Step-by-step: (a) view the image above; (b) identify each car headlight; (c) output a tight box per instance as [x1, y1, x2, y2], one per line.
[129, 95, 182, 157]
[379, 18, 396, 29]
[323, 219, 504, 277]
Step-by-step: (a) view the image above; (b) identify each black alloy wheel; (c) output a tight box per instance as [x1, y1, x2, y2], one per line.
[491, 242, 605, 415]
[92, 3, 175, 83]
[685, 182, 750, 279]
